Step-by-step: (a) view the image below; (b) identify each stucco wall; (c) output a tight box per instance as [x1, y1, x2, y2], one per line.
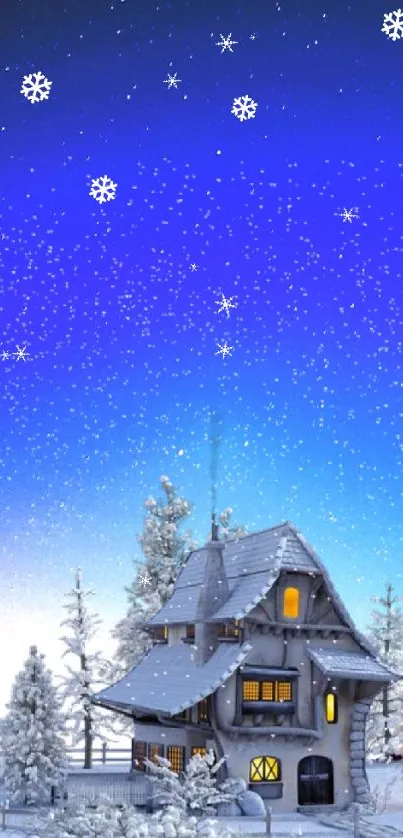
[211, 631, 362, 811]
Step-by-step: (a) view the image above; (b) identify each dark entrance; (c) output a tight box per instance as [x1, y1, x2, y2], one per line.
[298, 756, 334, 805]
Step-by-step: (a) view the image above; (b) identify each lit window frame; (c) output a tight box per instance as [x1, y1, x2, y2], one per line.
[167, 745, 185, 774]
[148, 743, 164, 764]
[283, 586, 300, 619]
[325, 690, 338, 724]
[191, 746, 207, 757]
[250, 756, 281, 783]
[242, 679, 293, 703]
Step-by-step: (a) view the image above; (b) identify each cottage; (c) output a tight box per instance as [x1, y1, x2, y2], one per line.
[94, 521, 398, 812]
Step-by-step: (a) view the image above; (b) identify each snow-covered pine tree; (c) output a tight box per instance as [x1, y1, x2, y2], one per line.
[365, 582, 403, 760]
[1, 646, 67, 805]
[143, 750, 238, 816]
[112, 475, 193, 674]
[60, 568, 119, 769]
[218, 508, 248, 540]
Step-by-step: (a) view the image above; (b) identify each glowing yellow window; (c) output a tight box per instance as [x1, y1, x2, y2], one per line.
[277, 681, 292, 702]
[148, 743, 163, 764]
[325, 692, 338, 724]
[283, 586, 299, 619]
[167, 746, 185, 773]
[250, 756, 280, 782]
[261, 682, 274, 700]
[191, 747, 207, 757]
[243, 680, 260, 701]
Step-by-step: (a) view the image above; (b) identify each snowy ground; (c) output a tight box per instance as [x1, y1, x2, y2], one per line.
[1, 763, 403, 836]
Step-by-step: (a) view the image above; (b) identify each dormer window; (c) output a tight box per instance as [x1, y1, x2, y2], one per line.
[151, 626, 168, 643]
[283, 586, 299, 619]
[325, 691, 338, 724]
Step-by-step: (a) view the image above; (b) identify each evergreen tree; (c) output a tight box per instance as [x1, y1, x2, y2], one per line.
[112, 475, 193, 674]
[1, 646, 67, 805]
[144, 750, 238, 816]
[218, 508, 248, 540]
[365, 582, 403, 760]
[60, 568, 118, 769]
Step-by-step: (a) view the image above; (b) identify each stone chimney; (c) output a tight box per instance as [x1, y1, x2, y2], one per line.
[194, 516, 230, 665]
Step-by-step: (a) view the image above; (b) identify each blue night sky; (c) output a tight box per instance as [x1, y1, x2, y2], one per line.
[1, 0, 403, 712]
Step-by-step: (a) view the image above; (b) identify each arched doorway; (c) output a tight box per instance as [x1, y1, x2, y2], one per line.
[298, 756, 334, 805]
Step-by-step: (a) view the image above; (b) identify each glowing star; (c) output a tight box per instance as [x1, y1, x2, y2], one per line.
[20, 71, 52, 103]
[163, 72, 182, 89]
[215, 34, 238, 53]
[231, 94, 258, 122]
[138, 571, 152, 588]
[215, 340, 234, 359]
[339, 208, 358, 223]
[13, 345, 30, 362]
[382, 8, 403, 40]
[89, 175, 118, 205]
[215, 293, 237, 319]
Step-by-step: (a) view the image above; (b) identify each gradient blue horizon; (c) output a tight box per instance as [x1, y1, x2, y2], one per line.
[1, 0, 403, 710]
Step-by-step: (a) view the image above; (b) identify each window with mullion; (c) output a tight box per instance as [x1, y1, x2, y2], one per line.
[243, 680, 293, 702]
[167, 745, 185, 774]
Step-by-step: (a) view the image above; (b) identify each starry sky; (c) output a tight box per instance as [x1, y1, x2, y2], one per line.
[1, 0, 403, 714]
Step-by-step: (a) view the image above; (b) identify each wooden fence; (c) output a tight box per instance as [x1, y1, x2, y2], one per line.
[67, 743, 132, 765]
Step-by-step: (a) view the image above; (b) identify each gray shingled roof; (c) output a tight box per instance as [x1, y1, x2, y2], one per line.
[307, 647, 398, 682]
[94, 642, 252, 716]
[208, 571, 279, 621]
[148, 526, 293, 626]
[146, 521, 382, 663]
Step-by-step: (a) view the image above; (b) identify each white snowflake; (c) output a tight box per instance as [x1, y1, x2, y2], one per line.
[215, 340, 234, 359]
[163, 72, 182, 89]
[89, 175, 118, 204]
[339, 207, 358, 223]
[382, 8, 403, 40]
[215, 293, 237, 318]
[13, 345, 30, 362]
[138, 571, 152, 588]
[231, 94, 258, 122]
[215, 34, 238, 53]
[20, 71, 52, 104]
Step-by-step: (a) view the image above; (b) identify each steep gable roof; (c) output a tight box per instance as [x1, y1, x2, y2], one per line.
[147, 521, 379, 660]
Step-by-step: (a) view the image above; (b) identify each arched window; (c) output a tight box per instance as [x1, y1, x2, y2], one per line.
[250, 756, 281, 783]
[283, 586, 299, 618]
[325, 691, 338, 724]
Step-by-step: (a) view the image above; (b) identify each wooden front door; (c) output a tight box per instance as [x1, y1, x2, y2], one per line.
[298, 756, 334, 805]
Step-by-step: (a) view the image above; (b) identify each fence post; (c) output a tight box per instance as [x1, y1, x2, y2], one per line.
[353, 802, 360, 838]
[102, 742, 107, 764]
[265, 805, 272, 838]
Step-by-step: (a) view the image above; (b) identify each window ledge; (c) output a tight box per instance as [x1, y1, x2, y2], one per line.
[249, 781, 283, 800]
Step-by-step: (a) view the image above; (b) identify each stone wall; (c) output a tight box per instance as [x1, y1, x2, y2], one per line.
[349, 697, 372, 804]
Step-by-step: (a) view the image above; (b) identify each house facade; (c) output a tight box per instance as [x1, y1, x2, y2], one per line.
[94, 521, 397, 812]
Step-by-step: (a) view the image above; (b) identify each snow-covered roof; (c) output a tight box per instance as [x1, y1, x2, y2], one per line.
[147, 523, 314, 626]
[146, 522, 380, 660]
[307, 647, 399, 682]
[93, 641, 252, 716]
